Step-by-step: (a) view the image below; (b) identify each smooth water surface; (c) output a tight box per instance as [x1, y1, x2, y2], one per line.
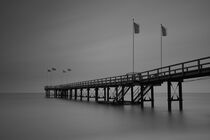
[0, 93, 210, 140]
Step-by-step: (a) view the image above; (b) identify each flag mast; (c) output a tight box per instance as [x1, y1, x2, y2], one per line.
[160, 24, 167, 69]
[132, 18, 135, 73]
[161, 24, 163, 69]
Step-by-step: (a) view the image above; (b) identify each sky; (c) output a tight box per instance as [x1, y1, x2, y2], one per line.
[0, 0, 210, 93]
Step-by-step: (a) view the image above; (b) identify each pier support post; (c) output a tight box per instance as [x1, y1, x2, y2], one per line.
[121, 86, 124, 102]
[65, 90, 67, 99]
[65, 90, 67, 98]
[107, 87, 110, 102]
[141, 85, 144, 108]
[62, 90, 65, 98]
[80, 89, 83, 101]
[61, 90, 63, 98]
[104, 87, 106, 102]
[70, 89, 72, 100]
[131, 86, 134, 104]
[45, 90, 48, 98]
[167, 81, 172, 112]
[115, 86, 118, 102]
[63, 90, 65, 99]
[59, 90, 62, 98]
[95, 88, 98, 102]
[63, 90, 65, 98]
[178, 81, 183, 111]
[151, 86, 154, 108]
[54, 90, 57, 98]
[87, 88, 90, 102]
[56, 90, 59, 98]
[74, 88, 77, 100]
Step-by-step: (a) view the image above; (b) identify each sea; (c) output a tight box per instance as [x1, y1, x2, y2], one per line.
[0, 92, 210, 140]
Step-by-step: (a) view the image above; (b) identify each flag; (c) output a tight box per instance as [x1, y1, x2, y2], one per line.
[161, 24, 167, 36]
[134, 22, 139, 34]
[47, 69, 51, 72]
[52, 67, 56, 71]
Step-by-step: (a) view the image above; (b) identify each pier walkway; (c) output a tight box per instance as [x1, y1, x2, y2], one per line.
[45, 56, 210, 111]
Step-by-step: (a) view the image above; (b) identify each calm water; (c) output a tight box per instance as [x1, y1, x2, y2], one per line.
[0, 92, 210, 140]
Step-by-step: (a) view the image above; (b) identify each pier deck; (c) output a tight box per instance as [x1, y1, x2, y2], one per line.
[45, 56, 210, 111]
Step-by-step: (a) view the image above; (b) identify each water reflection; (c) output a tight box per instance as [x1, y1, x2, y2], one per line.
[0, 93, 210, 140]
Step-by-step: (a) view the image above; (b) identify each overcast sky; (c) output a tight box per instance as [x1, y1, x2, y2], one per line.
[0, 0, 210, 93]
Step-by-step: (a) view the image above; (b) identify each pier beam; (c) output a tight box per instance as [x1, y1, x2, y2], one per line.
[167, 81, 172, 112]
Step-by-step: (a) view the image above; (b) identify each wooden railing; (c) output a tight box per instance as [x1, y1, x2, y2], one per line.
[45, 56, 210, 90]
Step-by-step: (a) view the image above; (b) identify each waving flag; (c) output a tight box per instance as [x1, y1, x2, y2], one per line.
[161, 24, 167, 36]
[134, 22, 139, 34]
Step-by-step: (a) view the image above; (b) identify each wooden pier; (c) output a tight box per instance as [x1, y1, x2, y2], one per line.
[45, 56, 210, 112]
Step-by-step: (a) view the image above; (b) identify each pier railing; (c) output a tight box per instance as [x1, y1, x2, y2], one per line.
[45, 56, 210, 90]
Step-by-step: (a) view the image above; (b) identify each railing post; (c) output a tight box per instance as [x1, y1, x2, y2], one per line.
[198, 59, 201, 73]
[168, 66, 171, 77]
[138, 73, 142, 81]
[182, 63, 184, 76]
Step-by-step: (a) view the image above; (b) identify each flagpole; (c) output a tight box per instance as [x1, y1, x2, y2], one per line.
[161, 24, 162, 69]
[132, 18, 134, 73]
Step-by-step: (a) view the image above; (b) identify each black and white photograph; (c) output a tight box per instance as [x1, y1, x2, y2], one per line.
[0, 0, 210, 140]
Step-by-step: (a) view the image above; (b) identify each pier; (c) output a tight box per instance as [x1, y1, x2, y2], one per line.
[45, 56, 210, 112]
